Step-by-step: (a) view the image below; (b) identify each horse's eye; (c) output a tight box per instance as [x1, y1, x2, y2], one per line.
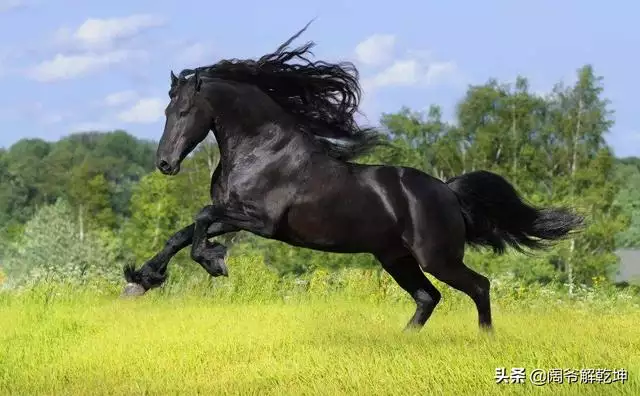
[179, 110, 189, 117]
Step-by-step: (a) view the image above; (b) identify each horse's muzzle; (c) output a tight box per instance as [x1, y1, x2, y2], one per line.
[156, 159, 180, 175]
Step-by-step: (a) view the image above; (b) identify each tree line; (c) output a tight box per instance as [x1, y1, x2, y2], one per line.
[1, 64, 639, 288]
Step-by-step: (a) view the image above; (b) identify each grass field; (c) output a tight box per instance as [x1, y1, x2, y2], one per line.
[1, 278, 639, 396]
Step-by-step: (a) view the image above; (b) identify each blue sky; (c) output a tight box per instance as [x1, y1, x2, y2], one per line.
[1, 0, 638, 157]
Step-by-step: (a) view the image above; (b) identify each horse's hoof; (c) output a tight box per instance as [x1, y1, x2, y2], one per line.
[120, 282, 146, 298]
[219, 261, 229, 277]
[205, 257, 229, 277]
[209, 264, 228, 277]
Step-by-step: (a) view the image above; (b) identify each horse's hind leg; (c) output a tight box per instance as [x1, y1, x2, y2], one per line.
[436, 263, 492, 331]
[418, 254, 492, 331]
[376, 251, 442, 331]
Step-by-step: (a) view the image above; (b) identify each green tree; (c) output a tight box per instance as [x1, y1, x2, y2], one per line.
[540, 65, 625, 288]
[2, 199, 122, 286]
[0, 131, 157, 235]
[66, 160, 117, 236]
[614, 158, 640, 247]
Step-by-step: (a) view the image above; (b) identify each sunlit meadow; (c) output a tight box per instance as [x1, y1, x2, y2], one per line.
[1, 255, 639, 395]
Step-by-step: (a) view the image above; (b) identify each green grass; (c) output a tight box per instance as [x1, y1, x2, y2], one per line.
[1, 284, 639, 395]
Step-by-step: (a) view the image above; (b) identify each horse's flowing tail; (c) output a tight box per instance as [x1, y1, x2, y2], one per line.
[445, 170, 584, 254]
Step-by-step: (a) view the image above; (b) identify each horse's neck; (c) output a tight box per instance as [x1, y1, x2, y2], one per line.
[213, 123, 321, 174]
[204, 81, 332, 172]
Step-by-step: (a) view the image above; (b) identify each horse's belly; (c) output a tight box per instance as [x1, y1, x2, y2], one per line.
[274, 202, 395, 253]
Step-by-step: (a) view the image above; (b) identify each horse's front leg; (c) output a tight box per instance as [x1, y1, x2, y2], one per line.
[190, 204, 275, 278]
[122, 224, 196, 296]
[190, 206, 240, 277]
[121, 219, 237, 297]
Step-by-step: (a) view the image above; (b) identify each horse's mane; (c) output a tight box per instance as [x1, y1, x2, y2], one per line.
[177, 21, 384, 161]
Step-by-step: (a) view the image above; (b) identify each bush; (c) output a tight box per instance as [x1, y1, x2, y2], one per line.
[1, 199, 125, 288]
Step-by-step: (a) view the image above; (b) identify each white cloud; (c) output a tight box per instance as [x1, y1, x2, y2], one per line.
[176, 42, 214, 67]
[117, 98, 165, 124]
[425, 61, 460, 85]
[354, 34, 396, 67]
[25, 14, 163, 83]
[0, 0, 26, 12]
[104, 90, 138, 107]
[368, 59, 421, 87]
[364, 59, 462, 90]
[355, 37, 464, 120]
[354, 35, 463, 93]
[26, 50, 138, 82]
[55, 14, 166, 51]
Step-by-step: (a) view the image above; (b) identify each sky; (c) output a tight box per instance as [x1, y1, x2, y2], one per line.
[0, 0, 639, 157]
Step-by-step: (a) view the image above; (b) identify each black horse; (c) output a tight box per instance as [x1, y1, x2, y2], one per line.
[122, 23, 583, 333]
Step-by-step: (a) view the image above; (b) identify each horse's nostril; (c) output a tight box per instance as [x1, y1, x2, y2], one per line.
[158, 160, 171, 172]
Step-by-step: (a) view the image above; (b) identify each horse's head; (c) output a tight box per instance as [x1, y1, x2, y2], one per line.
[156, 70, 211, 175]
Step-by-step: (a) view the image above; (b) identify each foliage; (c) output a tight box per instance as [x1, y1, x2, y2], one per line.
[613, 157, 640, 247]
[1, 199, 124, 287]
[0, 131, 155, 232]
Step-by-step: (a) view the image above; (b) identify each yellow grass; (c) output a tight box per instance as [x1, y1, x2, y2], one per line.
[1, 288, 639, 396]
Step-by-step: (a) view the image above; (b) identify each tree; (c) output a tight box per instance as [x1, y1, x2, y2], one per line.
[613, 158, 640, 247]
[0, 131, 157, 235]
[0, 139, 53, 225]
[1, 199, 122, 286]
[66, 160, 117, 237]
[540, 65, 625, 289]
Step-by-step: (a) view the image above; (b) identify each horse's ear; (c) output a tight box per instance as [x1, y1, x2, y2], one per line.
[194, 69, 203, 92]
[170, 71, 178, 86]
